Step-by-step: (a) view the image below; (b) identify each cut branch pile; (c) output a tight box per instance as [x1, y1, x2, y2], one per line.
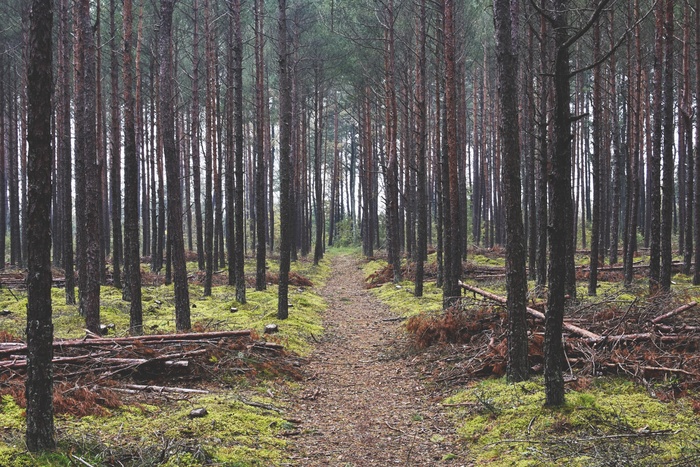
[410, 283, 700, 394]
[0, 330, 297, 416]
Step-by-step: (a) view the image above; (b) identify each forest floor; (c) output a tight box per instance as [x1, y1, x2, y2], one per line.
[284, 254, 466, 465]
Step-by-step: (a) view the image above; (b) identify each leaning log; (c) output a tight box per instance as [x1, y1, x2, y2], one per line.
[650, 302, 697, 324]
[458, 281, 601, 340]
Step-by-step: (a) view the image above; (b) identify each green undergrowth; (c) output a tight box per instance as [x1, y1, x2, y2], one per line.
[0, 256, 331, 466]
[362, 257, 443, 318]
[0, 257, 329, 355]
[446, 377, 700, 466]
[0, 392, 293, 466]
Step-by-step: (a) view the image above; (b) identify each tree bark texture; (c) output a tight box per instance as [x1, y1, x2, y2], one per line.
[158, 0, 191, 331]
[123, 0, 143, 334]
[494, 0, 529, 382]
[26, 0, 55, 450]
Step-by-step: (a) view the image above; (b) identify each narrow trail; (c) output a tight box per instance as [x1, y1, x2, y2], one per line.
[286, 254, 467, 466]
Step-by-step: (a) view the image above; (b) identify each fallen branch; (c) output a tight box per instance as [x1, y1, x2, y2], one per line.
[0, 330, 252, 358]
[650, 302, 697, 324]
[458, 282, 601, 340]
[122, 384, 209, 394]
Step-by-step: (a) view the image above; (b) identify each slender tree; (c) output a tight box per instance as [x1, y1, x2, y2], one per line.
[313, 63, 324, 265]
[123, 0, 143, 334]
[25, 0, 55, 450]
[414, 0, 427, 297]
[56, 0, 75, 304]
[659, 0, 673, 292]
[232, 0, 246, 303]
[648, 1, 663, 294]
[77, 0, 101, 333]
[109, 0, 122, 290]
[277, 0, 292, 320]
[203, 0, 215, 296]
[191, 0, 205, 271]
[255, 0, 267, 291]
[159, 0, 191, 330]
[494, 0, 528, 382]
[442, 0, 462, 307]
[542, 0, 610, 406]
[694, 0, 700, 286]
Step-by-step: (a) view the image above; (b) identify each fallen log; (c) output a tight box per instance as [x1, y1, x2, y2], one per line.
[650, 302, 697, 324]
[585, 333, 700, 345]
[0, 330, 252, 358]
[122, 384, 209, 394]
[458, 281, 601, 340]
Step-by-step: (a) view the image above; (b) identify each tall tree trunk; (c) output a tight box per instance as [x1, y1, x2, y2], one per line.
[26, 0, 55, 450]
[624, 0, 642, 286]
[414, 0, 427, 297]
[313, 64, 324, 265]
[0, 57, 6, 270]
[255, 0, 267, 291]
[57, 0, 75, 303]
[123, 0, 143, 334]
[494, 0, 528, 382]
[277, 0, 292, 320]
[110, 0, 122, 290]
[384, 0, 401, 284]
[694, 0, 700, 286]
[77, 0, 101, 333]
[442, 0, 461, 306]
[589, 17, 602, 296]
[225, 1, 235, 285]
[545, 0, 573, 407]
[203, 0, 215, 296]
[681, 2, 693, 275]
[191, 0, 205, 271]
[159, 0, 191, 330]
[232, 0, 246, 303]
[648, 2, 663, 293]
[9, 70, 22, 268]
[659, 0, 674, 292]
[608, 8, 621, 265]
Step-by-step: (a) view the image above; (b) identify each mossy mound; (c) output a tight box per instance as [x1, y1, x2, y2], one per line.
[446, 377, 700, 466]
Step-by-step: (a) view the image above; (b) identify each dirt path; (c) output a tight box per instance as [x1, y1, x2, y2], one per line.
[286, 254, 467, 466]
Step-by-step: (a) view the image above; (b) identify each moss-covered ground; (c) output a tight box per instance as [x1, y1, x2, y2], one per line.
[0, 254, 331, 466]
[362, 253, 700, 466]
[445, 377, 700, 466]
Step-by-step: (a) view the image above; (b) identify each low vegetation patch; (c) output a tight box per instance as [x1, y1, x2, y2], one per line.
[445, 377, 700, 466]
[0, 255, 330, 466]
[364, 252, 700, 465]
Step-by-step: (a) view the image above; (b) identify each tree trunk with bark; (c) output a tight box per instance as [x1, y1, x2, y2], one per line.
[232, 0, 246, 304]
[414, 0, 427, 297]
[277, 0, 292, 320]
[494, 0, 529, 382]
[159, 0, 191, 331]
[77, 0, 101, 333]
[659, 0, 673, 292]
[254, 0, 267, 291]
[25, 0, 55, 450]
[123, 0, 143, 334]
[442, 0, 461, 307]
[109, 0, 122, 290]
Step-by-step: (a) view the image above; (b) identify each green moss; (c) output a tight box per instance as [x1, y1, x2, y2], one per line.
[447, 377, 700, 466]
[372, 281, 443, 318]
[43, 393, 289, 466]
[0, 395, 25, 432]
[0, 256, 332, 465]
[469, 254, 505, 267]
